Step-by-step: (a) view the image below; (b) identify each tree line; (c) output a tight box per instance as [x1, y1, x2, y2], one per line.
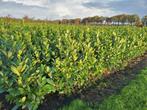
[1, 14, 147, 26]
[55, 14, 147, 26]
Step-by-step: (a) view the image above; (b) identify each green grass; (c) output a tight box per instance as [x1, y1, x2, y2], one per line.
[61, 67, 147, 110]
[0, 102, 2, 110]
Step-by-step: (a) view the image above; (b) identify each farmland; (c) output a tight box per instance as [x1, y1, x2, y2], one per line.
[0, 19, 147, 110]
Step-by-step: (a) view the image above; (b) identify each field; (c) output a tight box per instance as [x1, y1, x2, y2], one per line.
[0, 19, 147, 110]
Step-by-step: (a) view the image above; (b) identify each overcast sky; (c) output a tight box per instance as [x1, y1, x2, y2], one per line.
[0, 0, 146, 20]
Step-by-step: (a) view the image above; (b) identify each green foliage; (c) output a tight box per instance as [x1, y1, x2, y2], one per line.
[0, 20, 147, 110]
[0, 102, 2, 110]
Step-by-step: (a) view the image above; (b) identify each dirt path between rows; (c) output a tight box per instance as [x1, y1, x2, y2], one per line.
[0, 53, 147, 110]
[39, 52, 147, 110]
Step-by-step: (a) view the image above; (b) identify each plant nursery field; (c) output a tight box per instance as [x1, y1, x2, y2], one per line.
[0, 20, 147, 110]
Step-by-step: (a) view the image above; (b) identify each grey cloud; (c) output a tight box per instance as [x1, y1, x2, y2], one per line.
[109, 0, 147, 16]
[0, 1, 48, 9]
[0, 1, 58, 19]
[83, 1, 108, 9]
[83, 0, 147, 16]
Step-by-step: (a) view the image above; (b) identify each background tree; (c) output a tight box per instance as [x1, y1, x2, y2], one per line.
[142, 16, 147, 26]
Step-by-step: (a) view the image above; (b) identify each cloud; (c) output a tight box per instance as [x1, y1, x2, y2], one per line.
[0, 1, 58, 19]
[83, 0, 147, 16]
[0, 0, 146, 19]
[109, 0, 147, 16]
[0, 0, 118, 19]
[2, 0, 49, 7]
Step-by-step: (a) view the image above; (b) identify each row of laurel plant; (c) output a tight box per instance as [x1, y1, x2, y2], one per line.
[0, 21, 147, 110]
